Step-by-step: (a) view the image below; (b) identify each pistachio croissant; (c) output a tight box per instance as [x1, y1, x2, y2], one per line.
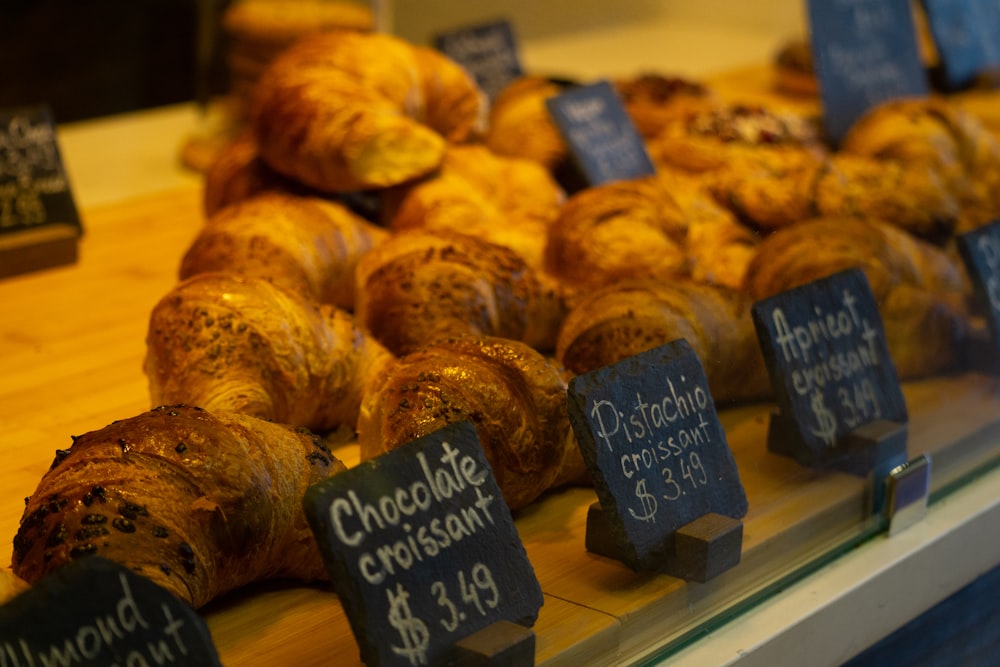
[144, 272, 393, 432]
[12, 405, 345, 608]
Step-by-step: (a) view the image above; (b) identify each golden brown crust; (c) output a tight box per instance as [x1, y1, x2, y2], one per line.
[485, 75, 573, 169]
[357, 335, 586, 511]
[250, 30, 485, 192]
[556, 280, 771, 404]
[381, 144, 564, 270]
[12, 405, 345, 608]
[202, 132, 307, 216]
[839, 97, 1000, 232]
[613, 73, 717, 138]
[181, 192, 388, 310]
[144, 272, 393, 432]
[743, 217, 971, 379]
[354, 230, 567, 355]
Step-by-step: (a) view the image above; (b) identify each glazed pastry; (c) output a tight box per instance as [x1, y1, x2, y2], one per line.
[646, 102, 826, 174]
[202, 132, 308, 216]
[709, 151, 961, 240]
[381, 144, 564, 269]
[613, 72, 716, 138]
[556, 279, 771, 404]
[250, 30, 485, 193]
[145, 272, 393, 432]
[180, 192, 388, 310]
[839, 97, 1000, 232]
[743, 216, 971, 379]
[12, 405, 345, 608]
[357, 335, 587, 511]
[354, 229, 567, 355]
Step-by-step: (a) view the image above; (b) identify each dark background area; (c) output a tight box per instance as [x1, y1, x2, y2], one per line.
[0, 0, 229, 123]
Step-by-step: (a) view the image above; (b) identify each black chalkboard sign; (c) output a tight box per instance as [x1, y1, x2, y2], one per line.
[0, 557, 221, 666]
[956, 219, 1000, 368]
[545, 80, 656, 187]
[752, 268, 909, 468]
[566, 339, 748, 572]
[922, 0, 993, 90]
[0, 104, 81, 278]
[303, 421, 543, 667]
[807, 0, 929, 144]
[434, 19, 524, 101]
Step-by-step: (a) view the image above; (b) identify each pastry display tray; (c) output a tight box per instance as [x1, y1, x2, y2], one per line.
[2, 184, 999, 666]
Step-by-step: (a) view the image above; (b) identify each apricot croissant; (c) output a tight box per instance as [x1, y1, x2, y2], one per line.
[357, 335, 588, 511]
[250, 30, 485, 192]
[180, 192, 388, 311]
[145, 272, 393, 432]
[12, 405, 345, 608]
[743, 216, 971, 379]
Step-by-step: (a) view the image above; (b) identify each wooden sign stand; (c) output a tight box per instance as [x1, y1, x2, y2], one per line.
[452, 621, 536, 667]
[585, 503, 743, 583]
[767, 411, 909, 516]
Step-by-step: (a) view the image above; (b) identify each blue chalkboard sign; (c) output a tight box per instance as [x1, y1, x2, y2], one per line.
[752, 269, 909, 468]
[956, 220, 1000, 366]
[434, 19, 524, 101]
[546, 80, 656, 186]
[303, 421, 543, 667]
[807, 0, 929, 144]
[567, 339, 748, 571]
[0, 557, 221, 666]
[922, 0, 994, 90]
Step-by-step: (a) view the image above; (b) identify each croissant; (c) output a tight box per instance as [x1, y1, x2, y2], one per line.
[545, 171, 759, 295]
[379, 144, 564, 270]
[144, 272, 393, 432]
[485, 75, 574, 171]
[743, 217, 971, 379]
[11, 405, 345, 609]
[354, 229, 567, 355]
[357, 335, 587, 511]
[708, 151, 961, 240]
[202, 132, 309, 216]
[180, 192, 388, 311]
[250, 30, 485, 193]
[556, 280, 771, 404]
[839, 97, 1000, 232]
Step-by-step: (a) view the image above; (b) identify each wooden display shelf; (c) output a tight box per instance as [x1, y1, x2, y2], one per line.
[1, 186, 999, 666]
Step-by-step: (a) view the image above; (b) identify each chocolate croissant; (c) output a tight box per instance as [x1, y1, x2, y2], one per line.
[250, 30, 485, 193]
[743, 216, 971, 379]
[556, 279, 771, 404]
[180, 192, 388, 311]
[12, 405, 345, 608]
[144, 272, 393, 432]
[357, 335, 588, 511]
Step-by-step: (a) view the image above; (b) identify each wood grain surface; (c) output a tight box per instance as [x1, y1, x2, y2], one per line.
[1, 183, 999, 666]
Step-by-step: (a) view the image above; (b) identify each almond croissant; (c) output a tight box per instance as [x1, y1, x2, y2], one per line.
[357, 335, 588, 511]
[12, 405, 345, 608]
[145, 272, 393, 432]
[180, 192, 388, 311]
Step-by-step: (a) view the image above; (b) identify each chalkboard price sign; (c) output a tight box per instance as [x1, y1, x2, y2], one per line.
[0, 557, 221, 666]
[807, 0, 929, 144]
[956, 219, 1000, 369]
[752, 268, 909, 468]
[303, 421, 542, 667]
[922, 0, 995, 90]
[434, 19, 524, 101]
[567, 339, 748, 573]
[0, 104, 81, 278]
[545, 80, 656, 187]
